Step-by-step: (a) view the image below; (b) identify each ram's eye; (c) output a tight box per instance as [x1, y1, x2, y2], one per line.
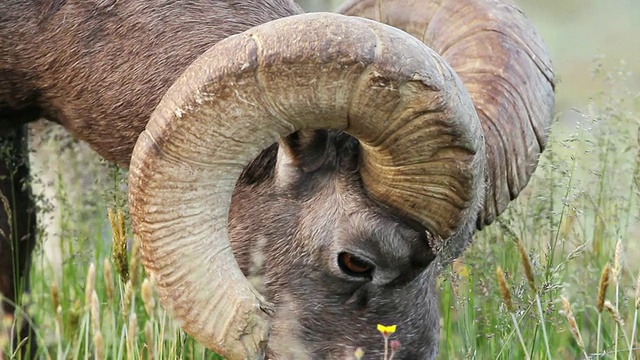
[338, 252, 373, 277]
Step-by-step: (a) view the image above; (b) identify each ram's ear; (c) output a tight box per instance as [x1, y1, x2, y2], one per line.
[279, 130, 331, 170]
[236, 131, 332, 188]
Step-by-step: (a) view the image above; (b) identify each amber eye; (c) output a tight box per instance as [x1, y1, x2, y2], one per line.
[338, 252, 373, 277]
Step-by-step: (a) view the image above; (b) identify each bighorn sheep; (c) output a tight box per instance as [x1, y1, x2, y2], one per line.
[0, 0, 555, 358]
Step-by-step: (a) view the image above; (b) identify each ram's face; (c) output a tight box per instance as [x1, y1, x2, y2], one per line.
[229, 131, 441, 358]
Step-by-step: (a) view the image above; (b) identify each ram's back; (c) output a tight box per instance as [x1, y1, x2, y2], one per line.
[0, 0, 301, 166]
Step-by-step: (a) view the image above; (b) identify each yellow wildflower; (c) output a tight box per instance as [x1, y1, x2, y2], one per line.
[377, 324, 397, 336]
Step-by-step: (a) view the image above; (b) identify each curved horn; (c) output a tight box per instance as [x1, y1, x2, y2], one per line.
[338, 0, 556, 228]
[129, 13, 484, 359]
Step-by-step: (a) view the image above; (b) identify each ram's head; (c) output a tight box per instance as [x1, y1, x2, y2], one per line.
[128, 0, 554, 358]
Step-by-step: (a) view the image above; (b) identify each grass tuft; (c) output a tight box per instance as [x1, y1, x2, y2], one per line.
[439, 60, 640, 359]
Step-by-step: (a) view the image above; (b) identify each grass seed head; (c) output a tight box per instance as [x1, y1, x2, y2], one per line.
[55, 305, 63, 331]
[496, 266, 515, 313]
[127, 312, 138, 359]
[516, 239, 537, 293]
[558, 208, 576, 241]
[103, 258, 114, 305]
[50, 280, 59, 313]
[122, 280, 133, 322]
[68, 300, 82, 332]
[109, 208, 129, 283]
[612, 239, 623, 282]
[603, 300, 624, 327]
[561, 296, 585, 350]
[141, 278, 155, 317]
[91, 291, 101, 335]
[597, 263, 611, 313]
[145, 321, 154, 360]
[129, 234, 141, 287]
[93, 331, 104, 360]
[85, 263, 96, 310]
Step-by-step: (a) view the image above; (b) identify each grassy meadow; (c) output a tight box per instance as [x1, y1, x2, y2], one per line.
[2, 0, 639, 359]
[439, 64, 640, 359]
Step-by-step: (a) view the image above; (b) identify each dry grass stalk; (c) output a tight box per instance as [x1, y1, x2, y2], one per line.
[516, 239, 537, 293]
[1, 313, 16, 358]
[109, 208, 129, 283]
[517, 238, 552, 359]
[612, 239, 622, 359]
[604, 299, 632, 351]
[516, 239, 553, 360]
[85, 263, 96, 311]
[597, 263, 611, 313]
[496, 267, 514, 312]
[122, 280, 133, 322]
[89, 292, 104, 360]
[129, 234, 141, 287]
[103, 259, 114, 305]
[55, 305, 63, 335]
[596, 263, 611, 356]
[93, 331, 104, 360]
[141, 278, 155, 318]
[567, 242, 588, 261]
[558, 208, 576, 240]
[50, 280, 59, 313]
[127, 312, 138, 360]
[90, 291, 101, 335]
[612, 239, 623, 282]
[496, 267, 530, 360]
[561, 296, 586, 353]
[604, 300, 624, 327]
[145, 321, 154, 360]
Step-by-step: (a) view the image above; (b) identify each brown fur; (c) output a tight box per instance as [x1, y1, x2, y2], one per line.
[0, 0, 302, 164]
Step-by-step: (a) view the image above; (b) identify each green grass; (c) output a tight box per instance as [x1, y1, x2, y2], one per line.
[2, 60, 639, 360]
[438, 63, 640, 359]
